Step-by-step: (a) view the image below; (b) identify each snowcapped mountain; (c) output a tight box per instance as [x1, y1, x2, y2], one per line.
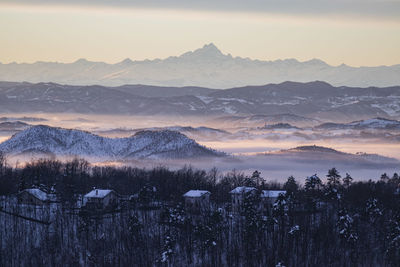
[315, 118, 400, 130]
[1, 43, 399, 88]
[0, 125, 224, 160]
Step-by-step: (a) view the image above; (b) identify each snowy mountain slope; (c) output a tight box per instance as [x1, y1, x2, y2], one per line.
[1, 43, 399, 88]
[0, 125, 224, 160]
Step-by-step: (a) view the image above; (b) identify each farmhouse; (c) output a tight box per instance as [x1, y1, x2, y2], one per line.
[17, 188, 55, 205]
[183, 190, 211, 212]
[83, 189, 119, 209]
[229, 186, 257, 212]
[261, 190, 286, 203]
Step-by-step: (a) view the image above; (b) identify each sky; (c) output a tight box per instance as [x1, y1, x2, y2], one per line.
[0, 0, 400, 66]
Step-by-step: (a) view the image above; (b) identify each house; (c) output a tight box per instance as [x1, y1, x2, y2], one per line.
[17, 188, 55, 205]
[83, 189, 119, 209]
[261, 190, 286, 210]
[183, 190, 211, 212]
[261, 190, 286, 203]
[229, 186, 257, 212]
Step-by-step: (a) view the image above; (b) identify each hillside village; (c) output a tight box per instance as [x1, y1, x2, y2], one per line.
[0, 156, 399, 266]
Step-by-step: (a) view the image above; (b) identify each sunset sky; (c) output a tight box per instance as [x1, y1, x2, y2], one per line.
[1, 0, 400, 66]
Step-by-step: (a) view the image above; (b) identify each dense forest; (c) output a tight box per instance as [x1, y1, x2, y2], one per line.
[0, 152, 399, 266]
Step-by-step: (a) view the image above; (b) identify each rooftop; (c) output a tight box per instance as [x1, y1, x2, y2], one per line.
[261, 190, 286, 198]
[230, 186, 256, 194]
[183, 190, 211, 197]
[23, 188, 49, 201]
[84, 189, 113, 198]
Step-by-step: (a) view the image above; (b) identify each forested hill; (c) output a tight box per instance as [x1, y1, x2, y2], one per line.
[0, 157, 399, 266]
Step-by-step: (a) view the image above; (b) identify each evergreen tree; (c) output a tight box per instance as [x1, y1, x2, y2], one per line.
[365, 198, 383, 224]
[337, 209, 358, 244]
[386, 214, 400, 266]
[138, 184, 156, 208]
[283, 176, 298, 196]
[305, 174, 323, 191]
[343, 173, 353, 188]
[381, 173, 390, 183]
[327, 167, 341, 188]
[159, 234, 174, 265]
[251, 170, 263, 187]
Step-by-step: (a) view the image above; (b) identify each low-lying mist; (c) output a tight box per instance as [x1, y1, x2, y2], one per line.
[0, 112, 399, 182]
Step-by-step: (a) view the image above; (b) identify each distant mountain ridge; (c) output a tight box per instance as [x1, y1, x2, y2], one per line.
[315, 118, 400, 130]
[1, 43, 399, 88]
[0, 125, 224, 160]
[258, 145, 400, 166]
[1, 81, 399, 121]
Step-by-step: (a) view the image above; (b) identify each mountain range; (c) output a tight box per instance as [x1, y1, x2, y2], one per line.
[315, 118, 400, 131]
[257, 145, 400, 167]
[1, 43, 399, 88]
[1, 81, 399, 121]
[0, 125, 224, 160]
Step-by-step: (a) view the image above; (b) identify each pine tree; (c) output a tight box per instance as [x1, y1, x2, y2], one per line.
[343, 173, 353, 188]
[381, 173, 390, 183]
[386, 214, 400, 266]
[138, 184, 156, 208]
[305, 174, 323, 191]
[365, 198, 382, 224]
[159, 234, 174, 265]
[283, 176, 298, 196]
[128, 214, 142, 241]
[327, 167, 341, 188]
[251, 170, 263, 187]
[337, 209, 358, 244]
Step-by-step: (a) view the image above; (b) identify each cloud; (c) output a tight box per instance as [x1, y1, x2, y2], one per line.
[3, 0, 400, 19]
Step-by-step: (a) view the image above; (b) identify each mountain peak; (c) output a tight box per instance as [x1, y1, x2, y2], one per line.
[118, 58, 134, 65]
[74, 58, 90, 64]
[180, 43, 226, 60]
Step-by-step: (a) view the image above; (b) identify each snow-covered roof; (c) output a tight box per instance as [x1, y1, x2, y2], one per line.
[229, 186, 256, 194]
[84, 189, 114, 199]
[183, 190, 211, 197]
[23, 188, 49, 201]
[261, 190, 286, 198]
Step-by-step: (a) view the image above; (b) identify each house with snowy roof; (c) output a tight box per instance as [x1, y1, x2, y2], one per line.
[83, 189, 119, 209]
[17, 188, 56, 205]
[261, 190, 286, 201]
[261, 190, 286, 210]
[183, 190, 211, 212]
[229, 186, 257, 212]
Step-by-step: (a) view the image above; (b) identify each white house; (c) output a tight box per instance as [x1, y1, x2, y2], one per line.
[261, 190, 286, 210]
[229, 186, 257, 212]
[83, 189, 119, 209]
[183, 190, 211, 212]
[261, 190, 286, 202]
[17, 188, 56, 205]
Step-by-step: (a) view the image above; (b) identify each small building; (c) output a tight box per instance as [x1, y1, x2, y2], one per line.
[261, 190, 286, 211]
[183, 190, 211, 212]
[261, 190, 286, 203]
[17, 188, 54, 205]
[229, 186, 257, 212]
[83, 189, 119, 209]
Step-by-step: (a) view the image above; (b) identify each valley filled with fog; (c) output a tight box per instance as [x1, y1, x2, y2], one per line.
[1, 111, 399, 182]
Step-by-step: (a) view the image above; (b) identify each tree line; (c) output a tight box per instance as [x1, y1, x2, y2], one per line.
[0, 153, 399, 266]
